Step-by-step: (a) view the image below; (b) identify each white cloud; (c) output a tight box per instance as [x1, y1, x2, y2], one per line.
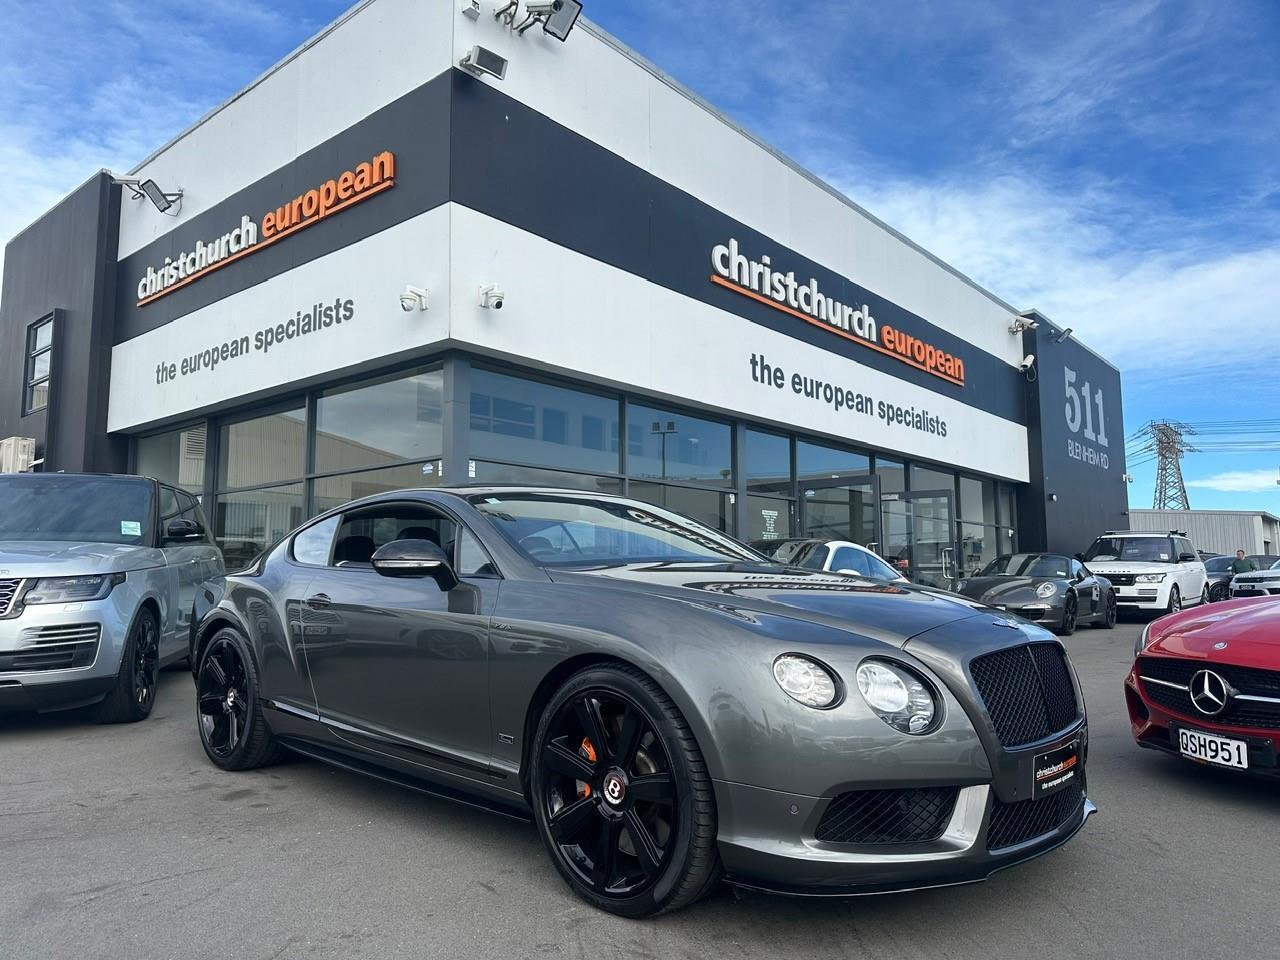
[1188, 470, 1280, 494]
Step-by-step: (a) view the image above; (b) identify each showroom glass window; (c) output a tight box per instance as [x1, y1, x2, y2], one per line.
[471, 368, 620, 475]
[627, 404, 731, 487]
[959, 475, 1001, 576]
[796, 442, 869, 482]
[135, 424, 207, 494]
[214, 407, 307, 566]
[744, 430, 793, 542]
[315, 368, 443, 473]
[23, 317, 53, 414]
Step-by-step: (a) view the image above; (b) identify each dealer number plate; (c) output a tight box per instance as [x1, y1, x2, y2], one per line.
[1177, 728, 1248, 769]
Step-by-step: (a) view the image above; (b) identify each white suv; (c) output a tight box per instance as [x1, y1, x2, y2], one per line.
[1081, 531, 1207, 614]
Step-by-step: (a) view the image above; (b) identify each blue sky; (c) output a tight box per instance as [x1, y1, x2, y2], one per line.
[2, 0, 1278, 509]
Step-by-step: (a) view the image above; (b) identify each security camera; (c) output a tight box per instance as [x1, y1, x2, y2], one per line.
[479, 284, 505, 310]
[1019, 354, 1036, 372]
[399, 286, 430, 312]
[524, 0, 562, 13]
[459, 45, 508, 80]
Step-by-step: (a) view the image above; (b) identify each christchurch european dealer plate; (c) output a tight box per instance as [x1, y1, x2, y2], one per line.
[1178, 727, 1249, 769]
[1032, 741, 1079, 798]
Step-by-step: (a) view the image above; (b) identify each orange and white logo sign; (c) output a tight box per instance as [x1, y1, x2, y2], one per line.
[710, 239, 966, 386]
[135, 151, 396, 307]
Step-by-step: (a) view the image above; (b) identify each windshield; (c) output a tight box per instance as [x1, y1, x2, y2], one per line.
[979, 554, 1070, 578]
[0, 476, 154, 546]
[1084, 537, 1174, 563]
[471, 493, 763, 566]
[1205, 557, 1233, 573]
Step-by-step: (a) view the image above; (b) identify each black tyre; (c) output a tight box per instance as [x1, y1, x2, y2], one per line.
[530, 664, 720, 917]
[94, 607, 160, 724]
[1056, 594, 1077, 636]
[196, 628, 283, 771]
[1210, 582, 1230, 603]
[1166, 586, 1182, 615]
[1092, 591, 1117, 630]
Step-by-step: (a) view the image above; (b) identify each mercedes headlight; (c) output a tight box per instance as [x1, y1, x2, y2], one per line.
[772, 654, 841, 709]
[856, 660, 938, 734]
[23, 574, 125, 604]
[1036, 582, 1058, 599]
[1136, 573, 1166, 583]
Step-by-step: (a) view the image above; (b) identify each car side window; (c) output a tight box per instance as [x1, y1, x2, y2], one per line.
[1070, 559, 1085, 580]
[865, 552, 903, 582]
[158, 486, 181, 521]
[330, 503, 456, 568]
[830, 546, 870, 576]
[457, 526, 499, 578]
[293, 515, 341, 566]
[176, 492, 215, 545]
[799, 545, 829, 570]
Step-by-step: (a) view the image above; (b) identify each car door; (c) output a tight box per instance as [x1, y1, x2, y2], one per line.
[1071, 558, 1100, 618]
[300, 499, 501, 781]
[152, 484, 186, 655]
[158, 486, 209, 658]
[1175, 537, 1204, 602]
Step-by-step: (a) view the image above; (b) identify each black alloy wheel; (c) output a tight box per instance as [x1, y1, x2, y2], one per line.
[1058, 594, 1077, 636]
[531, 665, 720, 917]
[196, 629, 283, 771]
[1210, 582, 1230, 603]
[1100, 591, 1117, 629]
[94, 607, 160, 724]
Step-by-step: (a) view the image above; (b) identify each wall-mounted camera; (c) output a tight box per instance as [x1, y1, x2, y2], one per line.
[479, 284, 505, 310]
[459, 45, 508, 80]
[399, 286, 430, 312]
[1019, 353, 1038, 382]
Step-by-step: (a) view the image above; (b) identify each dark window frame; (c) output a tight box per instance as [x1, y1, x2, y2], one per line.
[23, 315, 54, 415]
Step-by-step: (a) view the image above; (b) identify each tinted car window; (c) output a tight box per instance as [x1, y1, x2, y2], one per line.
[1070, 559, 1085, 579]
[798, 545, 831, 570]
[863, 551, 904, 582]
[293, 515, 340, 566]
[177, 491, 215, 545]
[0, 475, 154, 546]
[457, 527, 498, 578]
[830, 546, 870, 576]
[980, 554, 1069, 578]
[159, 486, 181, 521]
[1205, 557, 1233, 573]
[332, 504, 457, 567]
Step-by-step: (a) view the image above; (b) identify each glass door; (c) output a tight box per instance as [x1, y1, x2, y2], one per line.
[799, 474, 881, 550]
[881, 490, 957, 588]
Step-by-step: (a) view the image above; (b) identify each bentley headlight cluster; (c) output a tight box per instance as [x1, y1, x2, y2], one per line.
[23, 574, 125, 605]
[772, 654, 841, 708]
[1036, 582, 1058, 599]
[1136, 573, 1166, 583]
[856, 660, 938, 734]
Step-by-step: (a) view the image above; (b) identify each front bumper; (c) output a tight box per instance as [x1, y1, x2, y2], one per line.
[1125, 667, 1280, 777]
[0, 593, 133, 712]
[713, 726, 1093, 895]
[1112, 582, 1170, 610]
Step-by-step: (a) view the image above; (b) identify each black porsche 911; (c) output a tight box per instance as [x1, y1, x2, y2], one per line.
[191, 488, 1093, 916]
[955, 554, 1117, 635]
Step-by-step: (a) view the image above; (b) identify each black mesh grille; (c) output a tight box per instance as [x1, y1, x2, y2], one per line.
[970, 643, 1080, 747]
[987, 777, 1084, 851]
[815, 787, 959, 844]
[1138, 656, 1280, 729]
[1106, 574, 1137, 586]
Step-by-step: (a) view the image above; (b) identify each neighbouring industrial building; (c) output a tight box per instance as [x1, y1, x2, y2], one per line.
[0, 0, 1129, 584]
[1129, 509, 1280, 558]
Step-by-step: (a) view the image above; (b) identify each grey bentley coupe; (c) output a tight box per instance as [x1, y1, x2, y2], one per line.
[191, 487, 1094, 917]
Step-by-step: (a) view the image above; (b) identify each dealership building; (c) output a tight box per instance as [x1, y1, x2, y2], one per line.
[0, 0, 1128, 583]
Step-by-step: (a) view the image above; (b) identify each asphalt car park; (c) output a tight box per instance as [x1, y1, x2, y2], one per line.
[1, 618, 1274, 960]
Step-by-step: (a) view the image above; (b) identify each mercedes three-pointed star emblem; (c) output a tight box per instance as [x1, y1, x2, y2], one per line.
[1189, 669, 1231, 717]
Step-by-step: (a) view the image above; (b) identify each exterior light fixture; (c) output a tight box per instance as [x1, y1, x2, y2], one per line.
[459, 45, 508, 80]
[1054, 327, 1074, 344]
[113, 177, 183, 215]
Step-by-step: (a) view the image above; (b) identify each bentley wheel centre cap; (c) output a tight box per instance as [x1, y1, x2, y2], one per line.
[602, 770, 628, 806]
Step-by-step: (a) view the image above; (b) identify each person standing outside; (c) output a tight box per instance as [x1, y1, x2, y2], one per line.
[1231, 549, 1257, 576]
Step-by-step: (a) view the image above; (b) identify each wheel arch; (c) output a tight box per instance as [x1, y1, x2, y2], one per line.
[190, 609, 252, 679]
[517, 652, 720, 805]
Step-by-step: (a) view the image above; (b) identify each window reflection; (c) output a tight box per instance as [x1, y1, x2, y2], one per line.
[315, 369, 443, 472]
[218, 409, 306, 489]
[627, 405, 732, 487]
[214, 484, 304, 569]
[136, 424, 207, 494]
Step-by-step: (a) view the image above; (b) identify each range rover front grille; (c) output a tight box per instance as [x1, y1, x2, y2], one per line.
[815, 787, 959, 844]
[987, 776, 1084, 851]
[0, 579, 21, 618]
[1106, 574, 1137, 586]
[1138, 656, 1280, 729]
[970, 642, 1080, 747]
[0, 624, 101, 673]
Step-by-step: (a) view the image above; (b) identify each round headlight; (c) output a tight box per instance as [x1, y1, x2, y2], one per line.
[772, 654, 840, 709]
[1036, 582, 1058, 599]
[855, 660, 938, 734]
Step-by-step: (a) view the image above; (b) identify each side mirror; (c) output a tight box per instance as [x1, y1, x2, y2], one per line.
[165, 518, 204, 543]
[1178, 553, 1198, 563]
[371, 539, 459, 591]
[835, 568, 860, 577]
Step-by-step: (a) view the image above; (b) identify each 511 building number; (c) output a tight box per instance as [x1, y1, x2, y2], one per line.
[1064, 367, 1109, 447]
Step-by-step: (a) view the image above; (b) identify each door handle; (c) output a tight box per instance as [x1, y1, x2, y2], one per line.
[306, 593, 332, 609]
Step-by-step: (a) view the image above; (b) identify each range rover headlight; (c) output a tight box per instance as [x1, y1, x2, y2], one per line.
[23, 574, 125, 604]
[856, 660, 938, 734]
[1136, 573, 1166, 583]
[772, 654, 841, 709]
[1036, 582, 1058, 599]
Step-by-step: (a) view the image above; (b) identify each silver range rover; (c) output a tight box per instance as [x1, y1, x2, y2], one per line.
[0, 473, 223, 722]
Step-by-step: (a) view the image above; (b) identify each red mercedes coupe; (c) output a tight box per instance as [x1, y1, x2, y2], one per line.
[1127, 597, 1280, 776]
